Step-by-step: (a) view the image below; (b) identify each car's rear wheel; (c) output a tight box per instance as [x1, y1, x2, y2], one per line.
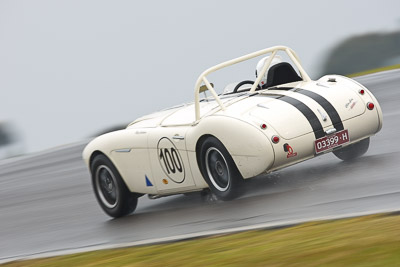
[91, 154, 138, 218]
[333, 137, 370, 161]
[199, 137, 244, 200]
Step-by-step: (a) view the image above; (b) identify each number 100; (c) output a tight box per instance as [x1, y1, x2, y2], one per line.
[159, 148, 183, 174]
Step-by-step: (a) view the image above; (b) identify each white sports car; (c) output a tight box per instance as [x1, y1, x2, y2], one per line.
[83, 46, 382, 218]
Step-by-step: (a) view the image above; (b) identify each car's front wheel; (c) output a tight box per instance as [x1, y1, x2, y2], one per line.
[333, 137, 370, 161]
[91, 154, 138, 218]
[199, 137, 244, 201]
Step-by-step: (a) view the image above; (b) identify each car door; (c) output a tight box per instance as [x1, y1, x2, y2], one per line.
[147, 126, 197, 193]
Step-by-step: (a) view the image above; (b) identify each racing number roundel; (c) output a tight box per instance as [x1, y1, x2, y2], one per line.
[157, 137, 185, 183]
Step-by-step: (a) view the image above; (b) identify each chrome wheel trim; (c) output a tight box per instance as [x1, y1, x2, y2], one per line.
[95, 165, 119, 209]
[205, 147, 230, 192]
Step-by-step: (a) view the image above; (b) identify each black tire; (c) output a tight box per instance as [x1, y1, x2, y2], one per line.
[199, 137, 244, 200]
[333, 137, 370, 161]
[91, 154, 138, 218]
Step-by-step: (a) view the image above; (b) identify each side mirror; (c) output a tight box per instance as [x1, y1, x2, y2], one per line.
[199, 83, 214, 93]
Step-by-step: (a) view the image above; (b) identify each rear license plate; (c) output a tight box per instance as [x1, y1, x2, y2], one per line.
[315, 129, 350, 154]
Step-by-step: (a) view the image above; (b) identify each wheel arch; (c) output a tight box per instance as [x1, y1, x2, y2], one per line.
[89, 150, 106, 171]
[188, 116, 274, 179]
[88, 151, 121, 185]
[195, 134, 214, 175]
[89, 150, 144, 197]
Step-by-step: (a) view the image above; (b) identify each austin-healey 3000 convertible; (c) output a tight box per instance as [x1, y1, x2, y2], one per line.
[83, 46, 382, 218]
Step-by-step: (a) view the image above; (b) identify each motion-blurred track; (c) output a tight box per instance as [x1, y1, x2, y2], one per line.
[1, 70, 399, 262]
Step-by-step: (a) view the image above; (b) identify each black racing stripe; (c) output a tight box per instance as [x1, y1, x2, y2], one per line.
[295, 89, 344, 131]
[275, 95, 325, 139]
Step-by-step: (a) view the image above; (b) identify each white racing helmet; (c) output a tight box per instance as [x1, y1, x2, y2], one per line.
[256, 55, 282, 87]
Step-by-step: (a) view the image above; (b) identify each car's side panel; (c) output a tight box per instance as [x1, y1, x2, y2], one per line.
[147, 127, 198, 194]
[110, 147, 156, 194]
[186, 116, 275, 179]
[82, 129, 158, 195]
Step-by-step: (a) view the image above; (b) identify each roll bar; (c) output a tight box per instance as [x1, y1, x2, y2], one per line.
[194, 46, 311, 121]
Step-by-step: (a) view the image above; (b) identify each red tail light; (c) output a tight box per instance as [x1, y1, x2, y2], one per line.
[260, 123, 267, 130]
[367, 102, 375, 110]
[359, 89, 365, 95]
[272, 135, 280, 144]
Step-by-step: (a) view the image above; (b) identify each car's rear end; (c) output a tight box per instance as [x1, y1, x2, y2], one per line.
[240, 76, 382, 172]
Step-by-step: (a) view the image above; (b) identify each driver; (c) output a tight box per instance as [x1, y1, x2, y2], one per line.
[255, 55, 282, 88]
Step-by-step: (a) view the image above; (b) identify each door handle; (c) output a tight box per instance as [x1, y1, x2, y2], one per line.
[172, 135, 185, 140]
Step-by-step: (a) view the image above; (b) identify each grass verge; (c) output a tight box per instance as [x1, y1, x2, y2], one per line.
[3, 213, 400, 266]
[348, 64, 400, 77]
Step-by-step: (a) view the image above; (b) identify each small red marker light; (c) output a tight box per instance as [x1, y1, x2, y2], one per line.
[359, 89, 365, 95]
[367, 102, 374, 110]
[260, 123, 267, 130]
[272, 135, 280, 144]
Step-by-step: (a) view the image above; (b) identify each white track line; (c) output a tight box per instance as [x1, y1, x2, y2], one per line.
[1, 208, 398, 264]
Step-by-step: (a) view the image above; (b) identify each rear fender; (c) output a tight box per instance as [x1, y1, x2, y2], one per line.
[186, 116, 274, 180]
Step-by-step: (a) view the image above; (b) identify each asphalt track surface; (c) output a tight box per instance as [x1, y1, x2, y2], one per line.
[1, 70, 399, 262]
